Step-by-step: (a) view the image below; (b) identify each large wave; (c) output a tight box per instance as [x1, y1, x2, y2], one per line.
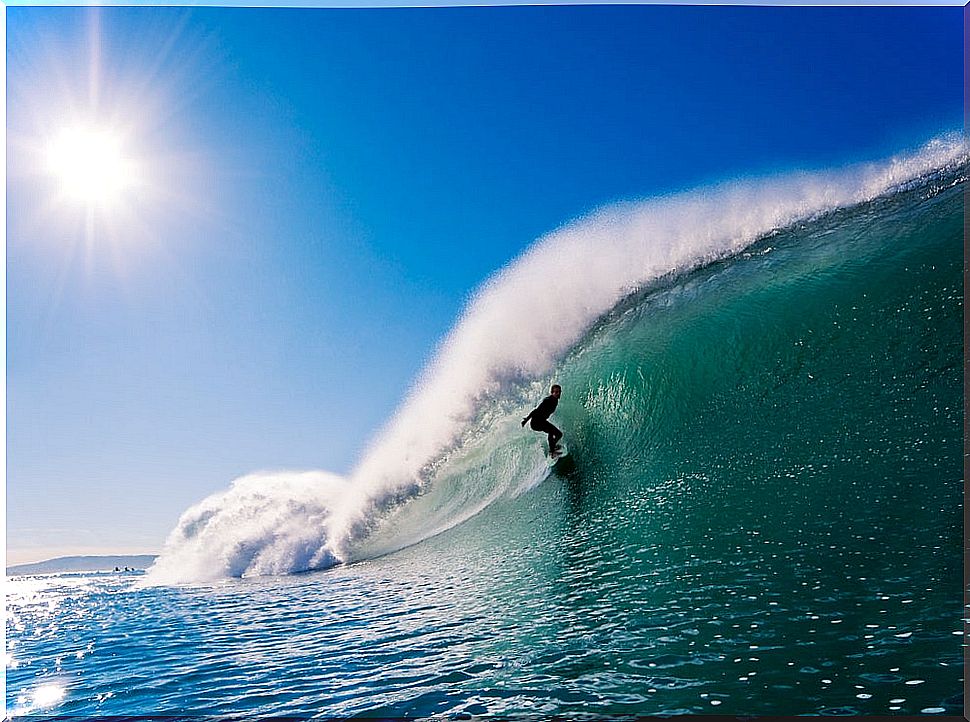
[145, 135, 968, 585]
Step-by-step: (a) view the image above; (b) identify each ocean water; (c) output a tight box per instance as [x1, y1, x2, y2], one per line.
[6, 142, 965, 717]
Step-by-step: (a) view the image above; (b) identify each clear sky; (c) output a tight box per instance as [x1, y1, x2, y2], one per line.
[6, 5, 962, 564]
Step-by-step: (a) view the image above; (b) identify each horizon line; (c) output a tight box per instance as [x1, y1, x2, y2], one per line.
[6, 550, 161, 567]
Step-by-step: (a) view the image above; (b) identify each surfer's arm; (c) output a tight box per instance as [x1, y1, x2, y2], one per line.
[521, 409, 534, 426]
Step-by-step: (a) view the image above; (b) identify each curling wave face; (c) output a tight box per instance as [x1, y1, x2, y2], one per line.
[145, 135, 968, 584]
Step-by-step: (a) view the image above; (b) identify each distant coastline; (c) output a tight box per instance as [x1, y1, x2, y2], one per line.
[6, 554, 158, 576]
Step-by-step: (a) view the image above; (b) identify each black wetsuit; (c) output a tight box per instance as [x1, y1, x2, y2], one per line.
[525, 394, 562, 452]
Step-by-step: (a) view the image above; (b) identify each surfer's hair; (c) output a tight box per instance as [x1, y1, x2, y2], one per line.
[551, 384, 562, 392]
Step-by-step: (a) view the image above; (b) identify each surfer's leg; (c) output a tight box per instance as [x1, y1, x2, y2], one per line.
[531, 419, 560, 452]
[547, 423, 563, 452]
[536, 421, 562, 453]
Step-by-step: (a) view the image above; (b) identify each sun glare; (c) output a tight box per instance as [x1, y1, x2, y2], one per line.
[9, 8, 216, 270]
[46, 127, 134, 208]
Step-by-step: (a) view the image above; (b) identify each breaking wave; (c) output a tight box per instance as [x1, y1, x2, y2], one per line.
[145, 134, 968, 584]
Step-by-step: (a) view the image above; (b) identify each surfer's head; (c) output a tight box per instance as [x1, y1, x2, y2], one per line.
[551, 384, 562, 398]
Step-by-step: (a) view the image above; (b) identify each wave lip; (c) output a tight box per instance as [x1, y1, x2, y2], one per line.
[147, 134, 968, 584]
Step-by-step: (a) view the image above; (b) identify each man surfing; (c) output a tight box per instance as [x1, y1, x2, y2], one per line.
[522, 384, 564, 455]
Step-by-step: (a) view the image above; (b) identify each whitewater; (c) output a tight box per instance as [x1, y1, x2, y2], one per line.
[146, 135, 968, 585]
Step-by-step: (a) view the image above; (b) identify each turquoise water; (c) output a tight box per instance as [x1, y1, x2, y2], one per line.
[6, 160, 965, 717]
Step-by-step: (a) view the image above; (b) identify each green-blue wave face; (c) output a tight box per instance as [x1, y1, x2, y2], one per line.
[353, 165, 963, 716]
[560, 168, 962, 521]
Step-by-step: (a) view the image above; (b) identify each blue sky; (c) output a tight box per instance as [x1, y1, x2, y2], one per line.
[6, 5, 962, 563]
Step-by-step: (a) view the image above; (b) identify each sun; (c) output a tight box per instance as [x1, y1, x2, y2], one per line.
[45, 126, 135, 209]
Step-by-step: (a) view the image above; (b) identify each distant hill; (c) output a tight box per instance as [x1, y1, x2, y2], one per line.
[6, 554, 158, 575]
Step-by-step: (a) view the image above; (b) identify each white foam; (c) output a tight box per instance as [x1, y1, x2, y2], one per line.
[146, 471, 347, 584]
[147, 135, 967, 583]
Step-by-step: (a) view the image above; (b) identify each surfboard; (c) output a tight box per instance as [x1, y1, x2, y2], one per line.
[547, 439, 569, 465]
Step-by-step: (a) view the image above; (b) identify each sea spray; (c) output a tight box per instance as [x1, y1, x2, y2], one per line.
[147, 471, 346, 584]
[147, 134, 968, 584]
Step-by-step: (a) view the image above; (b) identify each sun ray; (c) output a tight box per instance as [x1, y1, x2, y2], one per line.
[87, 8, 102, 112]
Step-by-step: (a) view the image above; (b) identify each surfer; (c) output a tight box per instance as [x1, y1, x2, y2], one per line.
[522, 384, 563, 454]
